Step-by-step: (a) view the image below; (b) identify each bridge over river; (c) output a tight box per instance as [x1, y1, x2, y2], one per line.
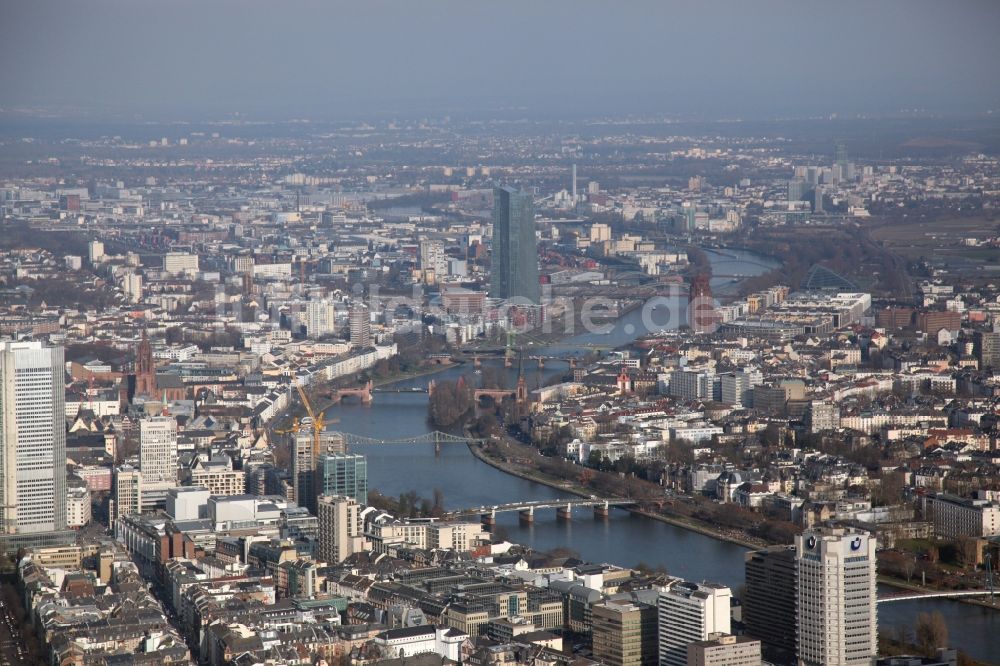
[339, 430, 481, 452]
[447, 498, 639, 524]
[876, 589, 995, 604]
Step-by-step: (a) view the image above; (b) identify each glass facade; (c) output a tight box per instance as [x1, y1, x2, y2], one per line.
[490, 186, 539, 304]
[317, 453, 368, 504]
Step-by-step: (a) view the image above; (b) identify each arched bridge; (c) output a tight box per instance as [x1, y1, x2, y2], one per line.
[324, 380, 373, 404]
[372, 386, 430, 394]
[448, 498, 639, 525]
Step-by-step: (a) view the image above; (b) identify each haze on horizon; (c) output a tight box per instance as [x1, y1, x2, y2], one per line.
[2, 0, 999, 121]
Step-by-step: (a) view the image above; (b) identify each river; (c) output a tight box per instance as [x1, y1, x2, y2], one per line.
[324, 248, 998, 662]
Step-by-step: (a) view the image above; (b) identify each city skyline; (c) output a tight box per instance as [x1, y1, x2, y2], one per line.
[0, 3, 998, 663]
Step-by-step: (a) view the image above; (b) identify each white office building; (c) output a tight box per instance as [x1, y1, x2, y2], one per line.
[123, 271, 143, 304]
[306, 299, 337, 338]
[420, 239, 448, 278]
[668, 369, 715, 402]
[922, 492, 1000, 539]
[658, 581, 731, 666]
[139, 416, 178, 503]
[795, 527, 877, 666]
[88, 240, 105, 263]
[66, 485, 92, 528]
[0, 341, 67, 536]
[163, 252, 199, 275]
[719, 369, 761, 407]
[318, 494, 366, 565]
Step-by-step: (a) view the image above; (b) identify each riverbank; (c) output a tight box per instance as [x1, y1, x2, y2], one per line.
[466, 439, 761, 550]
[371, 360, 459, 388]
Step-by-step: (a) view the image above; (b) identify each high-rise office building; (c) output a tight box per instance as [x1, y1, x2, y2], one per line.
[123, 271, 143, 304]
[420, 239, 448, 279]
[111, 464, 142, 529]
[809, 400, 840, 433]
[744, 546, 796, 662]
[719, 370, 760, 407]
[590, 223, 612, 243]
[163, 252, 199, 275]
[317, 453, 368, 505]
[592, 599, 659, 666]
[787, 179, 809, 202]
[88, 240, 105, 263]
[974, 330, 1000, 370]
[795, 527, 877, 666]
[317, 494, 366, 565]
[350, 303, 371, 348]
[658, 582, 731, 666]
[305, 299, 336, 338]
[835, 142, 848, 173]
[490, 186, 539, 304]
[139, 416, 178, 504]
[0, 341, 67, 536]
[292, 422, 346, 512]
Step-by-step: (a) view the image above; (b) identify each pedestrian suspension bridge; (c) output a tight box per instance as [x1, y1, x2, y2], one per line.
[339, 430, 484, 452]
[876, 589, 995, 604]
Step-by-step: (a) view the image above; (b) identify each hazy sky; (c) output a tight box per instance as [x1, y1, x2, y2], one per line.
[2, 0, 999, 120]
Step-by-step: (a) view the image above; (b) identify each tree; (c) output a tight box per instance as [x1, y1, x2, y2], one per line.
[955, 537, 981, 569]
[428, 379, 473, 427]
[915, 612, 949, 656]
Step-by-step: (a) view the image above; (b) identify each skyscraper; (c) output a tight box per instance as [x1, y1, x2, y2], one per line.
[835, 142, 848, 172]
[317, 453, 368, 504]
[111, 464, 142, 530]
[787, 179, 809, 202]
[420, 239, 448, 279]
[490, 186, 539, 304]
[743, 546, 796, 662]
[974, 329, 1000, 370]
[292, 429, 317, 512]
[139, 416, 178, 506]
[0, 341, 67, 536]
[592, 599, 659, 666]
[305, 299, 336, 338]
[317, 494, 366, 565]
[350, 303, 371, 348]
[795, 527, 877, 666]
[292, 422, 346, 512]
[658, 582, 731, 666]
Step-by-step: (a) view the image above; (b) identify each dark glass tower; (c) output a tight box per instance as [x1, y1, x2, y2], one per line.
[491, 186, 539, 304]
[743, 545, 797, 663]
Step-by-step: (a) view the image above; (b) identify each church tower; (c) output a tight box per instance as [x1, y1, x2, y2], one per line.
[134, 330, 157, 397]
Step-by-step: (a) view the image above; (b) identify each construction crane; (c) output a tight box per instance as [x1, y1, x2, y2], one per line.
[295, 383, 339, 459]
[273, 417, 302, 436]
